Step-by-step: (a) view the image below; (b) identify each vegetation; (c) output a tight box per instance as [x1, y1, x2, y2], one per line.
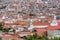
[0, 24, 12, 32]
[23, 33, 60, 40]
[0, 24, 60, 40]
[0, 24, 3, 31]
[23, 33, 48, 40]
[2, 28, 12, 32]
[50, 37, 60, 40]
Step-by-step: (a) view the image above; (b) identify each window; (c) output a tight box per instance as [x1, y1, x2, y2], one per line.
[29, 14, 35, 16]
[56, 16, 60, 20]
[42, 0, 47, 2]
[32, 30, 37, 32]
[58, 7, 60, 10]
[0, 5, 6, 9]
[53, 6, 57, 8]
[18, 11, 21, 13]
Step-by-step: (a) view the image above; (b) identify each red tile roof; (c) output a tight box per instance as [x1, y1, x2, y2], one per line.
[47, 22, 60, 30]
[35, 28, 47, 35]
[1, 34, 23, 40]
[32, 20, 49, 26]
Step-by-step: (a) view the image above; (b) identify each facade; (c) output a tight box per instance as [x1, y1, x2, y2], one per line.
[0, 0, 60, 40]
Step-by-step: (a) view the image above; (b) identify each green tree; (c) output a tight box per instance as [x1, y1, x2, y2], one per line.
[2, 28, 8, 32]
[2, 27, 12, 32]
[50, 37, 60, 40]
[0, 24, 3, 31]
[40, 34, 48, 40]
[23, 33, 49, 40]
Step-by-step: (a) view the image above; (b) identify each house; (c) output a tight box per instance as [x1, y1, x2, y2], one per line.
[1, 34, 22, 40]
[47, 30, 60, 38]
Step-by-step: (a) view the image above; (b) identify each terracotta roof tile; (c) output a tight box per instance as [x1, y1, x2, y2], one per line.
[47, 22, 60, 30]
[32, 20, 50, 26]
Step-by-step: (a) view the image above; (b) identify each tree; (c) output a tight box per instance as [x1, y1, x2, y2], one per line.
[23, 33, 49, 40]
[40, 34, 48, 40]
[0, 24, 3, 31]
[2, 28, 9, 32]
[50, 37, 60, 40]
[2, 27, 12, 32]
